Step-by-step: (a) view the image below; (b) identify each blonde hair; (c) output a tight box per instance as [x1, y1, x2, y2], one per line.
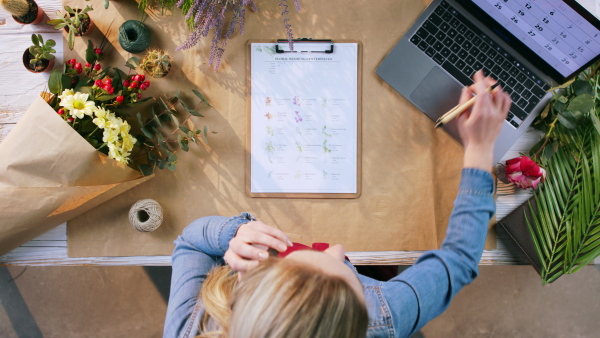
[198, 257, 368, 338]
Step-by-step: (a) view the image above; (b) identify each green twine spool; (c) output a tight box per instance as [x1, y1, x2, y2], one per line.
[118, 20, 151, 54]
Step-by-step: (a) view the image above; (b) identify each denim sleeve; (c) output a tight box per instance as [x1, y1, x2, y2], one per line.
[381, 168, 495, 338]
[163, 213, 254, 338]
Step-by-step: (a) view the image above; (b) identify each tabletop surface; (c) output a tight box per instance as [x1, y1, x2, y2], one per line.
[1, 0, 598, 266]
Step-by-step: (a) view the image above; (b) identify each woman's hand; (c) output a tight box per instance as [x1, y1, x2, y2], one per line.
[456, 70, 512, 171]
[224, 220, 292, 275]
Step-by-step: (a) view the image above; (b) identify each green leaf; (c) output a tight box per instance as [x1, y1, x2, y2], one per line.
[141, 126, 154, 139]
[151, 107, 162, 127]
[85, 40, 95, 64]
[179, 125, 191, 133]
[170, 113, 180, 126]
[178, 135, 189, 152]
[67, 30, 75, 51]
[167, 162, 176, 171]
[158, 160, 167, 170]
[557, 111, 578, 129]
[566, 93, 594, 114]
[31, 34, 39, 46]
[553, 100, 567, 114]
[46, 39, 56, 47]
[176, 90, 202, 117]
[192, 89, 212, 107]
[571, 80, 593, 96]
[125, 57, 139, 69]
[202, 125, 209, 144]
[104, 0, 109, 9]
[96, 94, 118, 101]
[138, 164, 154, 176]
[48, 69, 65, 94]
[168, 153, 177, 162]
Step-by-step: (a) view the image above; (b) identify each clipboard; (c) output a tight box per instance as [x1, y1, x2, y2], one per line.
[246, 39, 362, 199]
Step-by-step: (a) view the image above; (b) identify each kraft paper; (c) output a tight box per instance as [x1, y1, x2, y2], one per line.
[65, 0, 496, 257]
[0, 96, 153, 255]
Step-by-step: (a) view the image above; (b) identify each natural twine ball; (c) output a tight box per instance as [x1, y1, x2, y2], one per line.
[129, 199, 163, 232]
[118, 20, 151, 54]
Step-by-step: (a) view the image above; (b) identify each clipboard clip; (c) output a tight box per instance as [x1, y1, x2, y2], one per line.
[275, 38, 334, 54]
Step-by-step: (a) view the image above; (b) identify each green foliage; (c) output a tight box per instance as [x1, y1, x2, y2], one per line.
[526, 63, 600, 284]
[135, 90, 214, 175]
[47, 5, 94, 50]
[28, 34, 56, 64]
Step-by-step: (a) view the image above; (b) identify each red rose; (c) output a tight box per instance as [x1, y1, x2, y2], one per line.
[505, 156, 546, 189]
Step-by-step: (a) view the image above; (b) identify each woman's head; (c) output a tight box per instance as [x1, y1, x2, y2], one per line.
[228, 256, 368, 338]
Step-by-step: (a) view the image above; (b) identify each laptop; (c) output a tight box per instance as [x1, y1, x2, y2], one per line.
[376, 0, 600, 163]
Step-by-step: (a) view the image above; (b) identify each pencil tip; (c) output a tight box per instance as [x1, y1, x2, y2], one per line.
[434, 122, 443, 128]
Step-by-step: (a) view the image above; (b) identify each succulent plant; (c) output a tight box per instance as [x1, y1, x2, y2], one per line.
[140, 49, 172, 78]
[28, 34, 56, 64]
[1, 0, 30, 17]
[47, 5, 94, 50]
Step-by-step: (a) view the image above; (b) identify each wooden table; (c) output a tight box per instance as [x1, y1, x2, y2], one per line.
[1, 0, 598, 266]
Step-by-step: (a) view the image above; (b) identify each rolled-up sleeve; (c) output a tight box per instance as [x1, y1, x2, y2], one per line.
[382, 169, 495, 337]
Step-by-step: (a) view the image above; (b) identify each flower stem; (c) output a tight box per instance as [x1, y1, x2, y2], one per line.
[534, 117, 559, 159]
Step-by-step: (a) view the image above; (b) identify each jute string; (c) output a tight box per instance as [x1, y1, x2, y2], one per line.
[129, 199, 163, 232]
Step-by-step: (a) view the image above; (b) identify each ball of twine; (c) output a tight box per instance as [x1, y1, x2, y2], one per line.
[118, 20, 151, 54]
[129, 199, 163, 232]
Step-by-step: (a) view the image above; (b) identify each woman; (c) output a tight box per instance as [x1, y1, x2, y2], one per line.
[164, 70, 511, 338]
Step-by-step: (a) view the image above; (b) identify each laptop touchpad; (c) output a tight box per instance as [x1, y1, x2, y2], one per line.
[410, 66, 464, 140]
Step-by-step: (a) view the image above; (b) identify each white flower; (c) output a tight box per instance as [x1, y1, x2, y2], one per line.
[58, 89, 74, 102]
[102, 128, 118, 144]
[61, 92, 95, 119]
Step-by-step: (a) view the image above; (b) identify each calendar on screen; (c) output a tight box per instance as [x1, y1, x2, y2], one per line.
[472, 0, 600, 77]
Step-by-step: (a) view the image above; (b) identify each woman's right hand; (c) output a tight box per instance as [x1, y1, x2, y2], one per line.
[224, 220, 292, 274]
[456, 70, 512, 171]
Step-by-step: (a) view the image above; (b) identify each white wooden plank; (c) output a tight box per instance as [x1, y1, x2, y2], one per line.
[0, 123, 15, 143]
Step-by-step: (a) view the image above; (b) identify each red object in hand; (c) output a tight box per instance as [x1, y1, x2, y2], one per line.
[115, 95, 124, 104]
[505, 156, 546, 189]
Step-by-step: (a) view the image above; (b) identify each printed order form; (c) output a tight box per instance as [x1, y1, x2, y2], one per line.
[250, 43, 358, 194]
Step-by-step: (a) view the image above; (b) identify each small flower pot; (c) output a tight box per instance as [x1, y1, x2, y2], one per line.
[63, 11, 95, 36]
[12, 0, 45, 25]
[22, 48, 54, 73]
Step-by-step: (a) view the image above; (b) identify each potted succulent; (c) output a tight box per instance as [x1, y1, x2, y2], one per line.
[47, 5, 94, 50]
[1, 0, 45, 24]
[23, 34, 56, 73]
[139, 49, 172, 78]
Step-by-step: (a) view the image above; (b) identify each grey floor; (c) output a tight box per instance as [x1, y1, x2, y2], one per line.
[1, 265, 599, 338]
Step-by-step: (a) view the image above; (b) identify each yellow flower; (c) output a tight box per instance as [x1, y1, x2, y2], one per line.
[61, 92, 95, 119]
[92, 107, 110, 129]
[102, 128, 118, 144]
[120, 133, 136, 152]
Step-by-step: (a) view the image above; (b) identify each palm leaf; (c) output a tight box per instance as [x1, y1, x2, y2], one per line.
[527, 120, 600, 284]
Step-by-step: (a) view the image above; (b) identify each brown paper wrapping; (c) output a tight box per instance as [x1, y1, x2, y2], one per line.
[0, 96, 153, 255]
[65, 0, 495, 257]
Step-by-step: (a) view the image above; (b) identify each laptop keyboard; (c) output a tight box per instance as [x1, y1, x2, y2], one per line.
[409, 0, 551, 129]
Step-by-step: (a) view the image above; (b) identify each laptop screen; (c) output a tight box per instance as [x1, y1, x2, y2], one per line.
[460, 0, 600, 82]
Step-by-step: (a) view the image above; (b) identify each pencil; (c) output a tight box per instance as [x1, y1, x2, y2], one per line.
[434, 83, 499, 128]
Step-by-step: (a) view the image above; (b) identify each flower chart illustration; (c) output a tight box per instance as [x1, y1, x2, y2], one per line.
[322, 139, 332, 153]
[322, 125, 332, 137]
[265, 112, 273, 119]
[321, 96, 328, 108]
[265, 97, 272, 106]
[266, 125, 274, 136]
[265, 141, 275, 163]
[293, 96, 301, 106]
[296, 141, 303, 152]
[294, 111, 303, 123]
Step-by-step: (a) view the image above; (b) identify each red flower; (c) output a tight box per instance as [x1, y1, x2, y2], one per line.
[505, 156, 546, 189]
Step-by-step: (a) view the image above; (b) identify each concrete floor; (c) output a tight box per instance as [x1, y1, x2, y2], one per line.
[1, 265, 599, 337]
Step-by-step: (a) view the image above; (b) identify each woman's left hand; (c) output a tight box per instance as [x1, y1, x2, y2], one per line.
[224, 220, 292, 274]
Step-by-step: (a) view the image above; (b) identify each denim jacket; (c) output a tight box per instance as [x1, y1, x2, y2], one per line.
[164, 168, 495, 338]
